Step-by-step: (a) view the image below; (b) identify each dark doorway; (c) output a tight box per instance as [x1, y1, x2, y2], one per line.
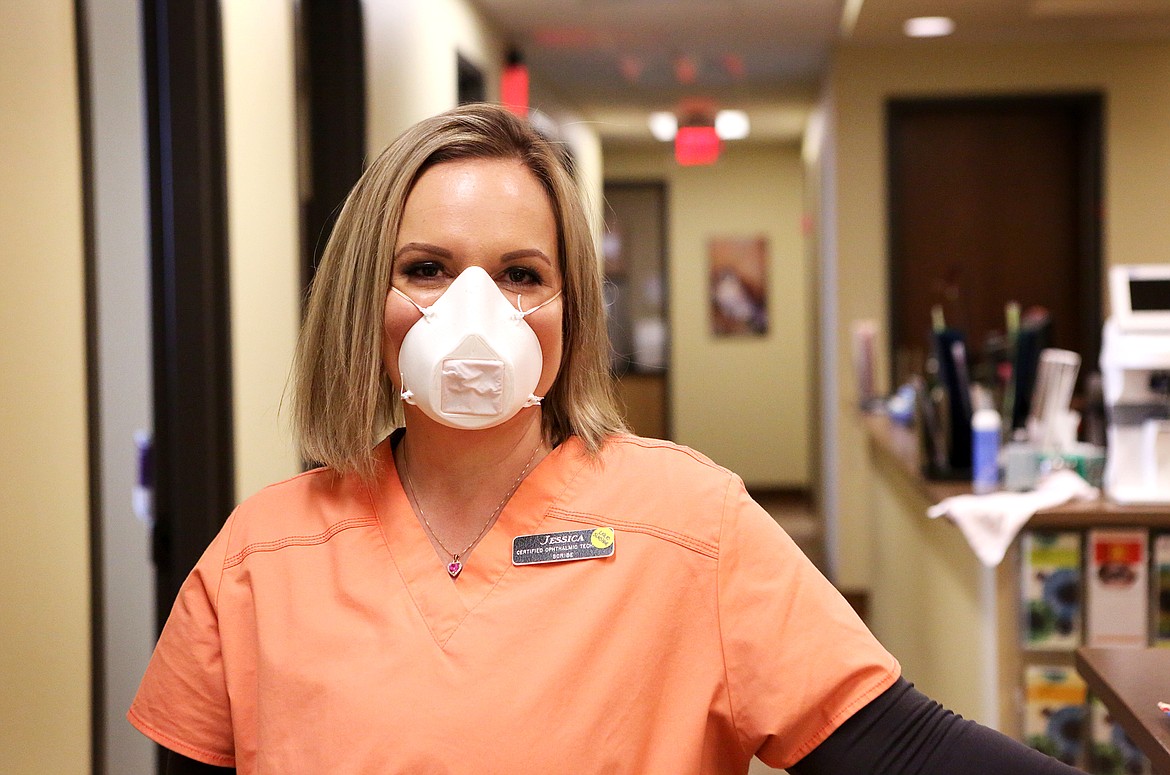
[457, 54, 485, 105]
[142, 0, 235, 644]
[297, 0, 366, 289]
[887, 95, 1103, 392]
[602, 181, 671, 439]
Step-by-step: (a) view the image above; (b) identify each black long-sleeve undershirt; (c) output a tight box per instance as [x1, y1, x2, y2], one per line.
[787, 677, 1082, 774]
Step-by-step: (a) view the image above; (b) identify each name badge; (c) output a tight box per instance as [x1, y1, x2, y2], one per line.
[512, 527, 615, 566]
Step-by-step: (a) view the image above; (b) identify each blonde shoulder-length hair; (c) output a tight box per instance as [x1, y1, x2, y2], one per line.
[292, 103, 626, 478]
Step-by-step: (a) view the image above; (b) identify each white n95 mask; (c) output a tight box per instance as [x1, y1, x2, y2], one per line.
[392, 266, 560, 430]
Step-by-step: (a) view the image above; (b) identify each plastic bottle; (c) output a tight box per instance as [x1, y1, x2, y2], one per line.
[972, 407, 1002, 495]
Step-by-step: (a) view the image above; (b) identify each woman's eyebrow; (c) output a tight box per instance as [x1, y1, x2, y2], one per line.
[501, 248, 552, 266]
[394, 242, 452, 259]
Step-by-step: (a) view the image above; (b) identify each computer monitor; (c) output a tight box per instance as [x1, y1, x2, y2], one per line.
[1110, 264, 1170, 332]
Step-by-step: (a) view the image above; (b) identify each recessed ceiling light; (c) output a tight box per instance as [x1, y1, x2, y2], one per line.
[648, 112, 678, 142]
[903, 16, 955, 38]
[715, 110, 750, 140]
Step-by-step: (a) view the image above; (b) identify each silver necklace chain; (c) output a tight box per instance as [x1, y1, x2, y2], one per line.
[401, 438, 542, 578]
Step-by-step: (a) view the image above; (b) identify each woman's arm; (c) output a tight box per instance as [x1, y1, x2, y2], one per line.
[165, 750, 236, 775]
[787, 677, 1083, 775]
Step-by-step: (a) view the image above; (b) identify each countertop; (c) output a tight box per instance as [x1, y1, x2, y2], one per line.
[1076, 647, 1170, 774]
[864, 412, 1170, 528]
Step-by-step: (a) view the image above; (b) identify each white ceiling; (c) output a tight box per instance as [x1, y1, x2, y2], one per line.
[470, 0, 1170, 142]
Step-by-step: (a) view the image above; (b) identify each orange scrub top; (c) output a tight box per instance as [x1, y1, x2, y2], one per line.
[129, 434, 899, 773]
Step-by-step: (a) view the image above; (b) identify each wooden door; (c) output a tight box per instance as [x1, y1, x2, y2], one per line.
[887, 96, 1102, 392]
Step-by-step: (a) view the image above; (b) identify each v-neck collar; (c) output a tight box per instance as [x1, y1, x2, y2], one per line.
[367, 432, 587, 647]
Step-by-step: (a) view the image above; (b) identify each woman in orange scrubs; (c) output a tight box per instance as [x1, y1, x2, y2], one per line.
[132, 104, 1080, 774]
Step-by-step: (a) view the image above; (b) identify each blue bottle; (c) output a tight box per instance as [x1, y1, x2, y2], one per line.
[972, 408, 1002, 494]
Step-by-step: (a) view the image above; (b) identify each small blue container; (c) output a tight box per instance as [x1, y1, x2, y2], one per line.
[971, 408, 1002, 494]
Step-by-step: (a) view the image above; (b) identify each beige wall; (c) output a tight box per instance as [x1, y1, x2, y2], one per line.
[361, 2, 606, 241]
[0, 2, 91, 771]
[561, 118, 605, 243]
[606, 142, 811, 487]
[222, 0, 304, 501]
[867, 456, 998, 725]
[529, 77, 607, 244]
[822, 40, 1170, 589]
[363, 0, 504, 151]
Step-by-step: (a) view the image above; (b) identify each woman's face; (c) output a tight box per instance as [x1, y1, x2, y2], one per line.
[383, 157, 564, 407]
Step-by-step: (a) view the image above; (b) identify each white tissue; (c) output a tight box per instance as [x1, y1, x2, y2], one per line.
[926, 469, 1099, 567]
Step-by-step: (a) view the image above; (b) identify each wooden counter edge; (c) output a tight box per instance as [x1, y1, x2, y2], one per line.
[1075, 647, 1170, 774]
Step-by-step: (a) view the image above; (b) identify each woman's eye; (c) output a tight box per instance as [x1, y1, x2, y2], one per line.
[403, 261, 443, 279]
[502, 266, 541, 285]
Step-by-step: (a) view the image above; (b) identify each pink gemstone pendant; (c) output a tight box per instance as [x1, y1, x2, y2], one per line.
[447, 558, 463, 578]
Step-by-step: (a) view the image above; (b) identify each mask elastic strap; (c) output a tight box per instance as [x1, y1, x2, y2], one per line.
[391, 285, 434, 319]
[391, 287, 425, 405]
[399, 371, 416, 405]
[513, 289, 562, 320]
[519, 291, 559, 409]
[515, 291, 559, 405]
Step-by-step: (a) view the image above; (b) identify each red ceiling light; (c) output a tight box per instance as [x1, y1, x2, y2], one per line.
[501, 50, 528, 117]
[675, 126, 720, 166]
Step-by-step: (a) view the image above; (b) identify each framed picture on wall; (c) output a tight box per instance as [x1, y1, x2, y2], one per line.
[708, 235, 769, 336]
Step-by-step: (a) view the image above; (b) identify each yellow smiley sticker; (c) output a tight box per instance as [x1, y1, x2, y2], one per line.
[590, 527, 615, 549]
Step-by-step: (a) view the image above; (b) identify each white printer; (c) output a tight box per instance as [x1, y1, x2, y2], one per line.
[1101, 264, 1170, 503]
